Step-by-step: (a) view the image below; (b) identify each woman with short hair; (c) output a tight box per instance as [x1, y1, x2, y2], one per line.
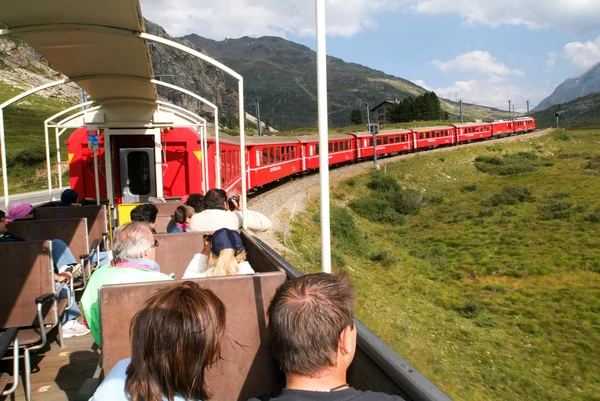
[91, 281, 226, 401]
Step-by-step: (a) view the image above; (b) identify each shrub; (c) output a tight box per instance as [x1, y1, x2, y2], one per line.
[538, 201, 574, 220]
[388, 188, 423, 214]
[331, 250, 347, 267]
[462, 183, 477, 192]
[345, 177, 357, 187]
[14, 145, 48, 165]
[584, 208, 600, 223]
[552, 131, 572, 141]
[584, 155, 600, 170]
[490, 186, 534, 206]
[369, 250, 394, 267]
[426, 195, 444, 205]
[475, 152, 548, 176]
[367, 172, 400, 192]
[348, 197, 406, 225]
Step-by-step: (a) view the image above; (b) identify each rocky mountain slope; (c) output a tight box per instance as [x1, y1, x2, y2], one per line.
[532, 92, 600, 128]
[182, 34, 506, 129]
[534, 62, 600, 111]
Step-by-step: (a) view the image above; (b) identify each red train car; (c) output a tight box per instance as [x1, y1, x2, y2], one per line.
[352, 129, 412, 159]
[246, 136, 301, 188]
[298, 134, 354, 171]
[491, 120, 514, 137]
[514, 117, 535, 133]
[412, 126, 455, 150]
[454, 123, 492, 143]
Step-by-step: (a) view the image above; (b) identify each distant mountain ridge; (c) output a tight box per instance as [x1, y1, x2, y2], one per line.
[532, 92, 600, 129]
[534, 62, 600, 111]
[181, 34, 506, 129]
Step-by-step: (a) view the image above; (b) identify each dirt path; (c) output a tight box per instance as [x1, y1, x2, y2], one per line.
[247, 129, 554, 251]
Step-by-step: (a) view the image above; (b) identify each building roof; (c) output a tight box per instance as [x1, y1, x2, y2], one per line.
[370, 100, 400, 112]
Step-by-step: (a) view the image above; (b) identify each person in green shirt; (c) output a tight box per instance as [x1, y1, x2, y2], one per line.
[81, 222, 173, 347]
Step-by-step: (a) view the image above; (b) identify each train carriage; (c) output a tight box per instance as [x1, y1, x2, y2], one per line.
[454, 122, 493, 142]
[352, 129, 413, 159]
[246, 136, 301, 188]
[491, 120, 514, 137]
[298, 133, 354, 171]
[513, 117, 535, 134]
[412, 126, 455, 150]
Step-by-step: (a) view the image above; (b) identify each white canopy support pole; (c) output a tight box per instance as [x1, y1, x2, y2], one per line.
[93, 150, 100, 205]
[238, 80, 247, 229]
[203, 124, 209, 193]
[0, 109, 7, 208]
[56, 127, 63, 192]
[214, 108, 220, 188]
[316, 0, 332, 274]
[44, 121, 52, 196]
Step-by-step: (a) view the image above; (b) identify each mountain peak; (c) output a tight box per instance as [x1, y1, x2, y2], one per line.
[534, 62, 600, 111]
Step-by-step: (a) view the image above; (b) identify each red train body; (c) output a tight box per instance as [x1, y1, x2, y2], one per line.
[68, 118, 535, 202]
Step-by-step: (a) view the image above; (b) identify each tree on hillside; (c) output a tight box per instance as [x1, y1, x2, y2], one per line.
[350, 108, 363, 125]
[388, 92, 446, 123]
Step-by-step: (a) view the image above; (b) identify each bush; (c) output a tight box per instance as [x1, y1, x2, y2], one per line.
[538, 201, 574, 220]
[369, 250, 394, 267]
[367, 172, 400, 192]
[462, 183, 478, 192]
[13, 145, 48, 166]
[584, 155, 600, 170]
[426, 195, 444, 205]
[475, 152, 547, 176]
[345, 177, 357, 187]
[348, 197, 406, 225]
[584, 208, 600, 223]
[388, 189, 423, 214]
[490, 186, 534, 206]
[552, 131, 572, 141]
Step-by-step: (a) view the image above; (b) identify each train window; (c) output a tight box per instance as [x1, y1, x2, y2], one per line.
[334, 142, 339, 152]
[383, 137, 388, 144]
[315, 145, 319, 155]
[419, 133, 424, 140]
[401, 135, 405, 142]
[276, 148, 281, 162]
[377, 137, 383, 145]
[329, 143, 333, 152]
[369, 138, 374, 147]
[126, 151, 151, 195]
[345, 141, 350, 150]
[426, 132, 430, 139]
[263, 148, 269, 165]
[270, 147, 275, 163]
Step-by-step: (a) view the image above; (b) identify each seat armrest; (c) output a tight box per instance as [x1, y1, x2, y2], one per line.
[90, 239, 100, 250]
[0, 328, 18, 357]
[35, 292, 57, 305]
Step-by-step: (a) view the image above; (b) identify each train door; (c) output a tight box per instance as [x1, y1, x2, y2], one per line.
[119, 147, 156, 204]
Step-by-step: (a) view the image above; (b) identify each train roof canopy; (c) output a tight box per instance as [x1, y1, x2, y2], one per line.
[0, 0, 157, 105]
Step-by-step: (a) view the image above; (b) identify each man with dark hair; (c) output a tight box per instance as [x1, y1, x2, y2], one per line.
[252, 273, 403, 400]
[188, 188, 271, 233]
[185, 193, 205, 213]
[130, 203, 159, 233]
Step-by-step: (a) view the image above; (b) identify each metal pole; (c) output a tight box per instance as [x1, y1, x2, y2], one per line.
[56, 128, 63, 192]
[239, 80, 247, 230]
[556, 113, 559, 129]
[527, 101, 530, 116]
[366, 103, 370, 129]
[508, 100, 511, 119]
[459, 99, 463, 124]
[256, 97, 262, 137]
[372, 128, 377, 165]
[93, 150, 100, 205]
[44, 121, 52, 196]
[215, 108, 220, 188]
[0, 109, 8, 208]
[316, 0, 331, 274]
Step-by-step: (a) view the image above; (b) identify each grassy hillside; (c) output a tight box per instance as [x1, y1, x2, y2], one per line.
[532, 92, 600, 129]
[0, 81, 74, 195]
[283, 129, 600, 400]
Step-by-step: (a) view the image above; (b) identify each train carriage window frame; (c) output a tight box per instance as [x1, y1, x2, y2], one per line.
[315, 144, 319, 155]
[419, 133, 424, 140]
[377, 137, 383, 145]
[270, 147, 275, 163]
[369, 138, 374, 147]
[383, 137, 388, 145]
[426, 132, 430, 139]
[126, 151, 151, 195]
[334, 142, 339, 152]
[328, 143, 333, 153]
[276, 147, 281, 162]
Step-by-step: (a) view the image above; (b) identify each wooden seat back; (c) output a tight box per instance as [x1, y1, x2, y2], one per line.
[154, 232, 205, 279]
[7, 218, 89, 258]
[155, 214, 174, 233]
[34, 205, 108, 247]
[100, 272, 286, 401]
[0, 240, 56, 329]
[152, 202, 183, 215]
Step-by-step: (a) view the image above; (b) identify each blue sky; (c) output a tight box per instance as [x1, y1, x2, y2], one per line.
[141, 0, 600, 110]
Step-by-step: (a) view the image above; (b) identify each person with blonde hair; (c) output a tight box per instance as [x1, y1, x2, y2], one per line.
[183, 228, 254, 278]
[90, 281, 226, 401]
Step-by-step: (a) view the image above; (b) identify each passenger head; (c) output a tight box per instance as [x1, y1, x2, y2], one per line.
[203, 189, 227, 211]
[113, 222, 157, 262]
[130, 204, 158, 229]
[174, 205, 194, 224]
[125, 281, 226, 401]
[60, 189, 79, 206]
[6, 202, 33, 222]
[185, 194, 204, 213]
[0, 210, 7, 233]
[207, 228, 246, 276]
[268, 273, 356, 377]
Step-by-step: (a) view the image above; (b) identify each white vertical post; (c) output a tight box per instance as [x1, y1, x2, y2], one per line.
[0, 109, 8, 208]
[93, 151, 100, 205]
[239, 80, 247, 229]
[44, 121, 52, 196]
[316, 0, 331, 274]
[56, 128, 63, 192]
[154, 130, 164, 198]
[215, 108, 220, 188]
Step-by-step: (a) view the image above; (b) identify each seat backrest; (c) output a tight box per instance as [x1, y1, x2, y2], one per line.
[34, 205, 108, 246]
[7, 218, 89, 257]
[152, 202, 183, 215]
[0, 240, 56, 328]
[100, 272, 286, 401]
[154, 232, 204, 278]
[154, 214, 174, 233]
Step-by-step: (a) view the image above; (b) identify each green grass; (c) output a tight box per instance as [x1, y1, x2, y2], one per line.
[283, 129, 600, 400]
[0, 81, 75, 195]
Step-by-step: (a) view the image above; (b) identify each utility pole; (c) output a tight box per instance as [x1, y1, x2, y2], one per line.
[255, 96, 262, 136]
[79, 88, 87, 111]
[512, 105, 515, 118]
[526, 100, 530, 116]
[366, 102, 371, 129]
[556, 112, 560, 128]
[371, 124, 378, 166]
[508, 100, 512, 119]
[459, 99, 463, 124]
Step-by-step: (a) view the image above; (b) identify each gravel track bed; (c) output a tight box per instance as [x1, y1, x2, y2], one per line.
[248, 129, 553, 251]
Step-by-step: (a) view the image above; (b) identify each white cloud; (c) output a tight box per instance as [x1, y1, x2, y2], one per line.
[411, 0, 600, 35]
[432, 51, 524, 77]
[140, 0, 600, 40]
[546, 52, 557, 73]
[140, 0, 403, 39]
[411, 79, 431, 91]
[429, 78, 549, 110]
[563, 36, 600, 70]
